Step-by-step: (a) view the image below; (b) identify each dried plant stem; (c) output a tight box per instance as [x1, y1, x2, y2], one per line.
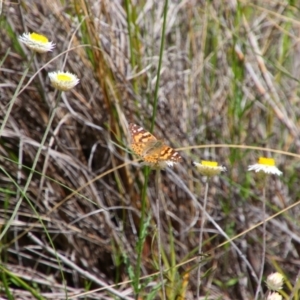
[155, 168, 166, 300]
[0, 92, 62, 241]
[0, 52, 35, 137]
[242, 15, 300, 146]
[196, 178, 209, 299]
[255, 183, 267, 300]
[168, 168, 260, 285]
[28, 233, 134, 300]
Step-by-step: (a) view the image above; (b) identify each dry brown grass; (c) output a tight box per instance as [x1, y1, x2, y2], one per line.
[1, 0, 300, 299]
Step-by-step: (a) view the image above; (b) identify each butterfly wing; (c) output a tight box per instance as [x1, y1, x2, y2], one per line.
[129, 123, 182, 166]
[129, 123, 157, 157]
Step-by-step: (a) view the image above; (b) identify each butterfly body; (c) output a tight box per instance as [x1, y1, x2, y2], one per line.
[129, 123, 182, 167]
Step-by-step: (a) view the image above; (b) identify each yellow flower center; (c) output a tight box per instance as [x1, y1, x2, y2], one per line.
[258, 157, 275, 166]
[201, 160, 218, 167]
[30, 33, 49, 43]
[57, 74, 72, 81]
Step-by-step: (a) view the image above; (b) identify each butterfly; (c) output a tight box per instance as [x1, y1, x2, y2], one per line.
[129, 123, 182, 168]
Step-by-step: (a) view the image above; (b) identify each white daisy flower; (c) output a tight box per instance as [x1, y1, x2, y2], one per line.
[248, 157, 282, 176]
[267, 292, 282, 300]
[266, 272, 284, 291]
[48, 71, 80, 91]
[192, 160, 227, 177]
[18, 32, 55, 53]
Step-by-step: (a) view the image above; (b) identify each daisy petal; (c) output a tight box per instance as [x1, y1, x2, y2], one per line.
[192, 160, 227, 177]
[18, 32, 55, 53]
[248, 157, 282, 176]
[48, 71, 80, 91]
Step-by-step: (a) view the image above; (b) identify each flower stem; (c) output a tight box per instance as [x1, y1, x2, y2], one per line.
[196, 177, 209, 299]
[254, 183, 266, 300]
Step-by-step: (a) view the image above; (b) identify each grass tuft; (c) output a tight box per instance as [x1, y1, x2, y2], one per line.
[1, 1, 300, 299]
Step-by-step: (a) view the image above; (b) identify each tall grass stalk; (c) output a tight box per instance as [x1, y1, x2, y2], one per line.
[196, 178, 210, 299]
[134, 167, 150, 296]
[124, 0, 140, 93]
[134, 0, 168, 295]
[155, 168, 166, 300]
[150, 0, 168, 131]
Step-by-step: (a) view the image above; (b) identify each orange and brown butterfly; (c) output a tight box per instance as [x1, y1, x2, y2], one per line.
[129, 123, 182, 168]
